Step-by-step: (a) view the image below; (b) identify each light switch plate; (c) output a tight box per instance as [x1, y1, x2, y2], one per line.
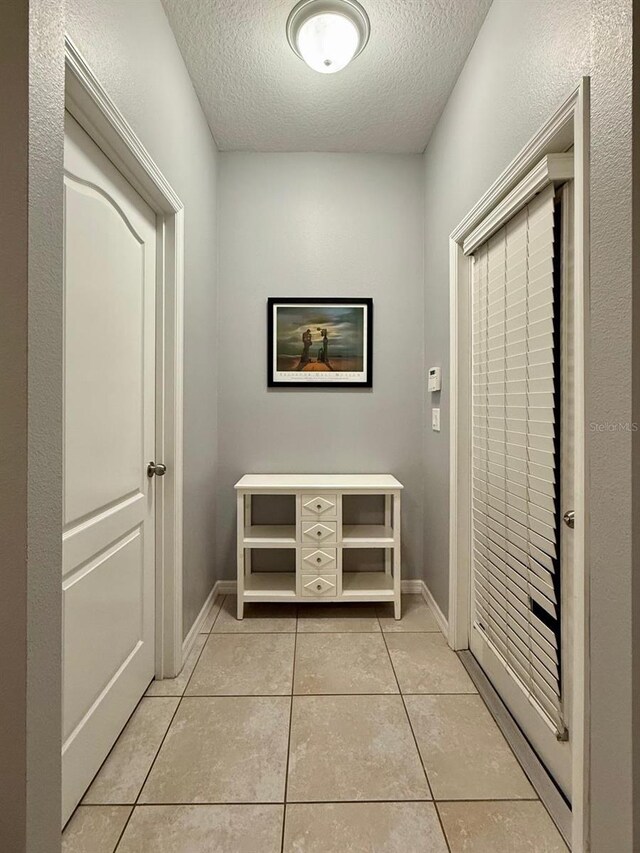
[432, 407, 441, 432]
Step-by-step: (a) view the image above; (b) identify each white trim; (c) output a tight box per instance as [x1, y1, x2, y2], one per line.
[462, 153, 574, 255]
[64, 40, 181, 212]
[196, 578, 449, 634]
[181, 585, 218, 661]
[419, 581, 449, 636]
[449, 79, 590, 851]
[216, 580, 238, 595]
[181, 579, 239, 663]
[451, 90, 577, 244]
[569, 77, 590, 853]
[448, 234, 471, 652]
[400, 579, 423, 594]
[65, 36, 185, 679]
[400, 579, 449, 635]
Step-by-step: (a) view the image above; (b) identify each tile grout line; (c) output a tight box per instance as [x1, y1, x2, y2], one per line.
[108, 805, 134, 853]
[71, 695, 147, 845]
[379, 628, 452, 853]
[208, 617, 443, 637]
[210, 625, 443, 636]
[432, 800, 453, 853]
[73, 683, 170, 845]
[176, 691, 480, 698]
[280, 606, 298, 853]
[111, 595, 223, 852]
[110, 704, 181, 853]
[389, 631, 454, 853]
[83, 796, 542, 808]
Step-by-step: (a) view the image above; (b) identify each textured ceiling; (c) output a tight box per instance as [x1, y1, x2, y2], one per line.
[161, 0, 492, 153]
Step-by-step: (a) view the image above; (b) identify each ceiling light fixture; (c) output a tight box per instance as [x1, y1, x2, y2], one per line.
[286, 0, 371, 75]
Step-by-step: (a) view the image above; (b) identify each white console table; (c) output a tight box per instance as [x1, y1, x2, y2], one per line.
[235, 474, 403, 620]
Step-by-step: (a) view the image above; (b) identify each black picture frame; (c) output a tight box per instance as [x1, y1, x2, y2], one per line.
[267, 297, 373, 388]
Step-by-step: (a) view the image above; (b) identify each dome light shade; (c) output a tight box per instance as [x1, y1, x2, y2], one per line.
[287, 0, 371, 75]
[297, 13, 359, 74]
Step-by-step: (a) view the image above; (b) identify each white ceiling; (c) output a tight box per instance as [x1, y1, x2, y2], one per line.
[161, 0, 492, 153]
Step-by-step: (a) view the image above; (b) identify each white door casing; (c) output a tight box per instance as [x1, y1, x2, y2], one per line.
[62, 113, 157, 822]
[65, 35, 186, 688]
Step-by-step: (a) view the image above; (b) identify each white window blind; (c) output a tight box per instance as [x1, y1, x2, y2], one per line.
[471, 184, 563, 730]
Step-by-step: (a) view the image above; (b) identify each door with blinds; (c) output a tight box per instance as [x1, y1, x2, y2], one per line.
[470, 180, 573, 797]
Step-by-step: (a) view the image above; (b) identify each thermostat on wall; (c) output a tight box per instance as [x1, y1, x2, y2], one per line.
[428, 367, 442, 392]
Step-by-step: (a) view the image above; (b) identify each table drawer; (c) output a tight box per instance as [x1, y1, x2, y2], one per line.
[301, 521, 337, 544]
[302, 575, 337, 597]
[301, 494, 338, 519]
[301, 548, 337, 573]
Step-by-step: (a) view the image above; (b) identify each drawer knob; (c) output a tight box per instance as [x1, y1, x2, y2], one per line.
[317, 557, 322, 563]
[317, 531, 322, 536]
[317, 584, 322, 590]
[317, 504, 322, 509]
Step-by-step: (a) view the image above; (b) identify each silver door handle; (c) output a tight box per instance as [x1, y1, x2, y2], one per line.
[147, 461, 167, 478]
[563, 510, 575, 529]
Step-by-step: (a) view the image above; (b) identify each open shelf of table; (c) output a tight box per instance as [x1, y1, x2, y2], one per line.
[243, 525, 297, 547]
[243, 572, 297, 599]
[341, 525, 395, 546]
[342, 571, 394, 596]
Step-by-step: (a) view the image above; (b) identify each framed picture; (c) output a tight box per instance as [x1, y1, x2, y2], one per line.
[267, 297, 373, 388]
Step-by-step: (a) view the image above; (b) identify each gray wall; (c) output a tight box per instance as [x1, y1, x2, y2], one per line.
[633, 2, 640, 842]
[1, 1, 64, 849]
[217, 153, 424, 578]
[421, 0, 590, 615]
[66, 0, 220, 636]
[422, 0, 638, 846]
[589, 1, 635, 848]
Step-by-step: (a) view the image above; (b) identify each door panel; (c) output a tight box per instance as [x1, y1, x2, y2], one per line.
[62, 113, 157, 823]
[64, 175, 146, 525]
[63, 529, 144, 741]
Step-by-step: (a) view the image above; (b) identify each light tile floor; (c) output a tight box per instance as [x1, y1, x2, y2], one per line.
[63, 594, 567, 852]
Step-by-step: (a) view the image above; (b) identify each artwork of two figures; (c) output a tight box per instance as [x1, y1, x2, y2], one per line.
[297, 326, 331, 371]
[267, 298, 373, 388]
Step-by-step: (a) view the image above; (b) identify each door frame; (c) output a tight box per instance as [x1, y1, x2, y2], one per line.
[65, 36, 185, 678]
[448, 79, 589, 850]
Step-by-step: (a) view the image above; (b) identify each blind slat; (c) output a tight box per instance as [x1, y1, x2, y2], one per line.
[474, 588, 560, 686]
[473, 551, 558, 649]
[472, 569, 559, 662]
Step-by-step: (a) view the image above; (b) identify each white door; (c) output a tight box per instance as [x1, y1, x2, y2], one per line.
[469, 182, 574, 798]
[62, 113, 157, 822]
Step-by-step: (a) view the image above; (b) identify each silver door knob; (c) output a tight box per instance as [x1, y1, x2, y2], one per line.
[563, 510, 575, 529]
[147, 461, 167, 478]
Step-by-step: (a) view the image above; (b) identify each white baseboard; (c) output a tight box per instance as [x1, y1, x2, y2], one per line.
[216, 580, 237, 594]
[419, 580, 449, 637]
[181, 582, 222, 663]
[208, 578, 449, 635]
[183, 579, 236, 661]
[402, 578, 450, 636]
